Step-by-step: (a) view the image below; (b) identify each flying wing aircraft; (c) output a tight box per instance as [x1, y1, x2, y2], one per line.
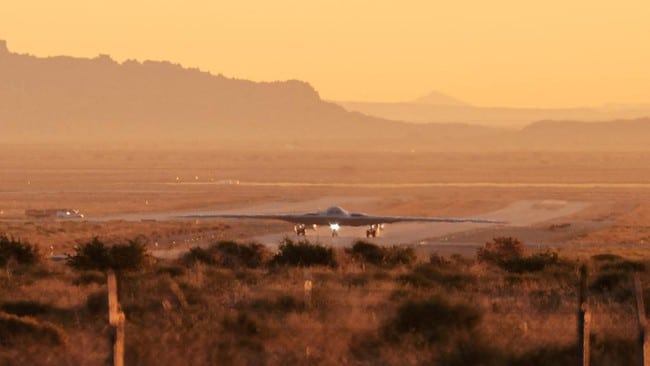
[183, 206, 504, 238]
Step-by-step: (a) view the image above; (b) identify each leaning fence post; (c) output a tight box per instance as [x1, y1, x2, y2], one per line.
[108, 270, 125, 366]
[578, 264, 590, 366]
[304, 279, 313, 308]
[634, 273, 649, 366]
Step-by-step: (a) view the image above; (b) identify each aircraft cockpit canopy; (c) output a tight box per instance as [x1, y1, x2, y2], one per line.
[323, 206, 349, 216]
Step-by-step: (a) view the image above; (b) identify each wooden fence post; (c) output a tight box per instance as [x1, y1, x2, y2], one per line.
[108, 270, 126, 366]
[634, 273, 649, 366]
[304, 279, 313, 308]
[578, 264, 590, 366]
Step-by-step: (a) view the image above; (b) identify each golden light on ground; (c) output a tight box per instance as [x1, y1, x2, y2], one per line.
[1, 0, 649, 107]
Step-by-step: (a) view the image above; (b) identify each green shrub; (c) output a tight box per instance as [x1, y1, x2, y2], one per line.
[270, 239, 337, 268]
[347, 241, 384, 265]
[346, 241, 415, 267]
[384, 246, 416, 267]
[382, 297, 482, 344]
[67, 237, 147, 271]
[67, 237, 111, 270]
[109, 240, 147, 271]
[211, 241, 267, 269]
[477, 237, 525, 264]
[0, 235, 38, 266]
[478, 238, 568, 274]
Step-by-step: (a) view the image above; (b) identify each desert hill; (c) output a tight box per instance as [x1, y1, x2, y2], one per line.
[1, 40, 649, 151]
[338, 100, 650, 129]
[0, 40, 505, 149]
[518, 118, 650, 150]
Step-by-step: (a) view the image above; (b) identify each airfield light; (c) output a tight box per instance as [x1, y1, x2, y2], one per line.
[329, 223, 340, 231]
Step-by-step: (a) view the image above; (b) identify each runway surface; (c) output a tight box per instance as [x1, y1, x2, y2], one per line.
[245, 199, 589, 247]
[34, 196, 591, 258]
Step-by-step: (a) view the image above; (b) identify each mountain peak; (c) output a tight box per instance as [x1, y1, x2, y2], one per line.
[410, 91, 470, 106]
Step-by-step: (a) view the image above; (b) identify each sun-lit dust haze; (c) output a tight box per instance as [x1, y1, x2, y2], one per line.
[1, 0, 649, 108]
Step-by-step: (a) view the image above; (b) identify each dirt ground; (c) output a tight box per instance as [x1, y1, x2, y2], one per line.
[1, 147, 649, 257]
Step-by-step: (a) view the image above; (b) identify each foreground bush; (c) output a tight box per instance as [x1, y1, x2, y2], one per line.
[590, 270, 633, 301]
[348, 241, 384, 265]
[500, 251, 564, 273]
[183, 241, 268, 268]
[383, 297, 482, 344]
[1, 301, 54, 317]
[347, 241, 415, 267]
[398, 264, 474, 289]
[601, 259, 646, 273]
[211, 241, 268, 269]
[0, 235, 38, 266]
[183, 247, 216, 266]
[67, 237, 147, 271]
[477, 237, 568, 273]
[477, 237, 525, 265]
[0, 312, 66, 346]
[270, 239, 337, 267]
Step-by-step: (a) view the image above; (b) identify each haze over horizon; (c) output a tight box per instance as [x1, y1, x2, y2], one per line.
[2, 0, 649, 108]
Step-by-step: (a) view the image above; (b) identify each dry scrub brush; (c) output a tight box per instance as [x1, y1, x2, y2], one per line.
[0, 236, 648, 365]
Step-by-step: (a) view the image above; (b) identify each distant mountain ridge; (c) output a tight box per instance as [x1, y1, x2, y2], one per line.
[409, 91, 470, 106]
[1, 40, 649, 151]
[519, 118, 650, 150]
[338, 99, 650, 129]
[0, 40, 507, 149]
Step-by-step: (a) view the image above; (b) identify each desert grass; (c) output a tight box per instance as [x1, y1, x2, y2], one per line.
[1, 236, 648, 365]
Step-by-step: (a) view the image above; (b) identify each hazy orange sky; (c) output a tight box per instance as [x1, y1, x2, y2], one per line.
[2, 0, 649, 108]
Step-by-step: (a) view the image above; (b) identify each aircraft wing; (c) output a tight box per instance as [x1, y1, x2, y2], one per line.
[182, 213, 504, 226]
[181, 213, 331, 225]
[357, 216, 505, 225]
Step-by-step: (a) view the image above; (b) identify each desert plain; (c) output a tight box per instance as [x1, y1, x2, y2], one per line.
[1, 146, 650, 365]
[2, 147, 649, 254]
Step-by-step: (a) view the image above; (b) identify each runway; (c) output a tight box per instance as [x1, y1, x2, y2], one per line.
[245, 199, 589, 247]
[35, 196, 592, 258]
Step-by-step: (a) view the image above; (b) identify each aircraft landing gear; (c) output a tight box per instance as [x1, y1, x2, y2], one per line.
[329, 223, 340, 237]
[294, 224, 307, 236]
[366, 224, 381, 238]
